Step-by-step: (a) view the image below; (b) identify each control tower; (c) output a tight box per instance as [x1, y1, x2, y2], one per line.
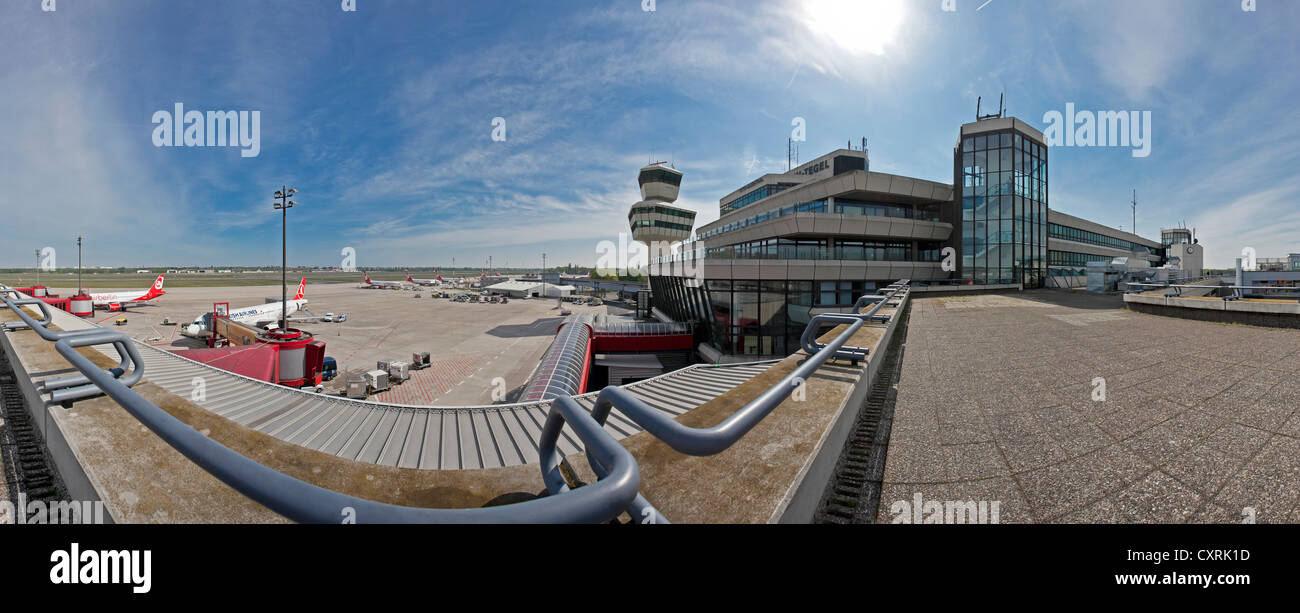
[628, 162, 695, 245]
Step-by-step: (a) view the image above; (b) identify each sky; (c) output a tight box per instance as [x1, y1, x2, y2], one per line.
[0, 0, 1296, 270]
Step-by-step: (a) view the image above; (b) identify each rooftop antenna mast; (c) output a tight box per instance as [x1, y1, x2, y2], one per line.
[976, 93, 1005, 121]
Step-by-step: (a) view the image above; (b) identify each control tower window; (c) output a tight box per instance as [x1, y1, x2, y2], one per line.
[638, 169, 682, 187]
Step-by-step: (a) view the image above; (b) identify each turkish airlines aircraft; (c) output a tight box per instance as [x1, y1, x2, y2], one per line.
[182, 278, 309, 338]
[362, 272, 404, 289]
[406, 270, 440, 286]
[90, 274, 166, 310]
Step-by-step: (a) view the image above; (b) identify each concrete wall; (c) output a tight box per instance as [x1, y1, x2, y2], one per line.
[1124, 293, 1300, 328]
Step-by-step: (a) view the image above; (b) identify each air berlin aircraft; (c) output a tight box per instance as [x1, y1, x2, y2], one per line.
[90, 274, 166, 310]
[406, 270, 440, 286]
[182, 278, 308, 338]
[362, 272, 404, 289]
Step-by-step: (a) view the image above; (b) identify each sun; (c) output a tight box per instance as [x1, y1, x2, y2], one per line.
[801, 0, 906, 56]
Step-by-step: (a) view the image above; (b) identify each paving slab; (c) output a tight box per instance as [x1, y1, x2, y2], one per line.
[881, 289, 1300, 523]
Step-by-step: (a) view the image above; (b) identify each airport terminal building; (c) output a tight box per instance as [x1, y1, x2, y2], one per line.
[645, 114, 1179, 358]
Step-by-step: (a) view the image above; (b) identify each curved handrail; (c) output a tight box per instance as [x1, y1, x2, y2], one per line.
[54, 336, 640, 523]
[2, 282, 909, 523]
[538, 283, 909, 522]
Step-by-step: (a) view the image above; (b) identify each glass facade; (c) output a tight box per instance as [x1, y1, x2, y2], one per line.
[628, 204, 696, 222]
[1049, 250, 1116, 268]
[631, 219, 693, 232]
[720, 183, 795, 215]
[704, 238, 944, 261]
[1050, 223, 1149, 252]
[704, 279, 872, 356]
[701, 197, 943, 242]
[638, 168, 682, 187]
[650, 275, 887, 357]
[957, 130, 1047, 287]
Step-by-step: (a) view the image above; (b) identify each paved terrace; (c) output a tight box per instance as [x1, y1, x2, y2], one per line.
[880, 290, 1300, 523]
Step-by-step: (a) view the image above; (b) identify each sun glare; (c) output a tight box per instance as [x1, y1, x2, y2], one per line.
[801, 0, 906, 56]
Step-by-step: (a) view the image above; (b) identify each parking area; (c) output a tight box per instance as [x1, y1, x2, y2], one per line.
[41, 282, 617, 405]
[879, 290, 1300, 523]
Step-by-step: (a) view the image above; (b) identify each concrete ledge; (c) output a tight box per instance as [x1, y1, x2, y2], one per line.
[910, 284, 1022, 295]
[1124, 292, 1300, 328]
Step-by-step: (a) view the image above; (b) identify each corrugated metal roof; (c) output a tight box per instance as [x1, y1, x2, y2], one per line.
[133, 341, 776, 470]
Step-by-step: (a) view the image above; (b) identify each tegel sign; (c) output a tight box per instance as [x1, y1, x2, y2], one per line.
[793, 159, 829, 176]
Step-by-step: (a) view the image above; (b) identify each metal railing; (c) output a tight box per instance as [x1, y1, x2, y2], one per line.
[1126, 282, 1299, 301]
[538, 281, 910, 523]
[0, 281, 910, 523]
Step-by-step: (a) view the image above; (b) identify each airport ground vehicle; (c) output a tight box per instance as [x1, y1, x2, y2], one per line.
[345, 375, 367, 399]
[411, 352, 431, 369]
[114, 318, 128, 326]
[364, 370, 390, 393]
[322, 357, 338, 381]
[388, 361, 410, 383]
[322, 312, 335, 322]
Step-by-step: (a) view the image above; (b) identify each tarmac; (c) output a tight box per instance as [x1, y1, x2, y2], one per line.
[38, 282, 619, 405]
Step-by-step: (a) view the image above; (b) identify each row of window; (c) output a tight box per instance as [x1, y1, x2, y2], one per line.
[1049, 250, 1117, 268]
[962, 131, 1046, 160]
[1049, 223, 1151, 252]
[834, 199, 943, 222]
[628, 205, 696, 221]
[699, 199, 828, 239]
[638, 168, 682, 187]
[700, 196, 943, 242]
[720, 183, 794, 215]
[631, 219, 693, 232]
[704, 238, 942, 262]
[961, 149, 1045, 178]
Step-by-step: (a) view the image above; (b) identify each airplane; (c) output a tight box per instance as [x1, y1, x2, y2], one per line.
[362, 272, 404, 289]
[405, 270, 440, 286]
[436, 272, 467, 285]
[90, 274, 167, 311]
[182, 278, 309, 338]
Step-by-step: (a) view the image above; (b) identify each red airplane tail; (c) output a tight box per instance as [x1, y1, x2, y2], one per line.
[137, 274, 166, 301]
[294, 278, 307, 300]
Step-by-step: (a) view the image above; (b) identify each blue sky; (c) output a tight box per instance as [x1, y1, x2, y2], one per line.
[1, 0, 1296, 270]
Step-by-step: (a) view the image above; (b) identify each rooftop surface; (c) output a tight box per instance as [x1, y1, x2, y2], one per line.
[879, 290, 1300, 523]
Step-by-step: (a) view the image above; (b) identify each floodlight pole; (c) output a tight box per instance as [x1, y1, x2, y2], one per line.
[77, 236, 83, 295]
[273, 185, 298, 332]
